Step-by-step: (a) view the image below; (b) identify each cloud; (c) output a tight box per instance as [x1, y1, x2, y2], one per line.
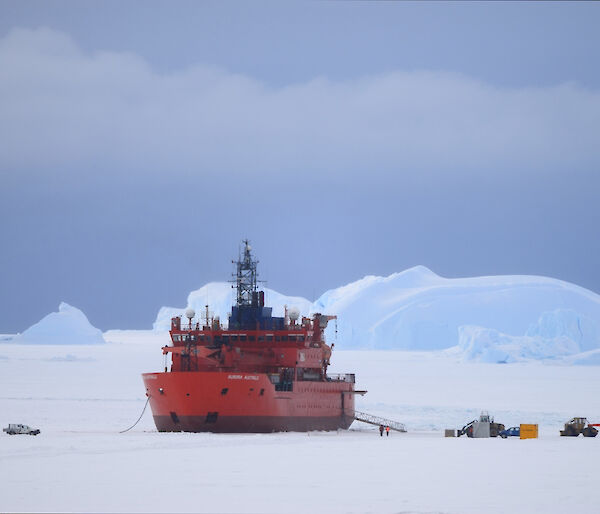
[1, 27, 599, 180]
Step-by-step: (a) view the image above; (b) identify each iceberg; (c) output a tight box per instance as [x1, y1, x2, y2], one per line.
[153, 267, 600, 361]
[12, 302, 105, 345]
[566, 349, 600, 366]
[452, 309, 600, 363]
[153, 282, 312, 331]
[314, 267, 600, 352]
[454, 325, 579, 364]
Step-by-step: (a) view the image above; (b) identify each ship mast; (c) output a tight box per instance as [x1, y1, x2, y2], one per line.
[233, 239, 259, 307]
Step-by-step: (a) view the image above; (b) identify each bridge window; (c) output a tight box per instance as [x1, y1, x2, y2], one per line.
[221, 388, 228, 395]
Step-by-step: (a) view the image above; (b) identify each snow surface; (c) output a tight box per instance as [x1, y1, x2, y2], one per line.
[154, 268, 600, 363]
[1, 330, 599, 513]
[11, 302, 105, 345]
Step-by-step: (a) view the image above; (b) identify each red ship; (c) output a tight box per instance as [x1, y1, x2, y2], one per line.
[142, 241, 361, 433]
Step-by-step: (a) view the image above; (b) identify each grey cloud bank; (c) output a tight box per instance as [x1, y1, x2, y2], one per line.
[1, 28, 599, 178]
[1, 15, 599, 333]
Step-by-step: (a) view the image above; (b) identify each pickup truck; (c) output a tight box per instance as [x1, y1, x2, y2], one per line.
[3, 424, 41, 435]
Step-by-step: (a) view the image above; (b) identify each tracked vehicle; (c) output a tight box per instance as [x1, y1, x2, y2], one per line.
[560, 417, 599, 437]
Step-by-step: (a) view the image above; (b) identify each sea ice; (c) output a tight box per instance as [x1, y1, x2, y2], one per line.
[1, 332, 599, 514]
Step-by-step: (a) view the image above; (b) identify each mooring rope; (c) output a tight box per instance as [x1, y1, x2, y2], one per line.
[119, 396, 150, 433]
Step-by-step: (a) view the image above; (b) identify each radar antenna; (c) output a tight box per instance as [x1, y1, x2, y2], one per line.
[232, 239, 260, 307]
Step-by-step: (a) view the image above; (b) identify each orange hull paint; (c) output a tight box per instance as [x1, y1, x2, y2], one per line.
[142, 371, 355, 433]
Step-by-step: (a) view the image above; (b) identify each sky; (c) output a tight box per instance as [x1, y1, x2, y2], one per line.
[1, 1, 599, 332]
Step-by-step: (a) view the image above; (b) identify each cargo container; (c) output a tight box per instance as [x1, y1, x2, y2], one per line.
[520, 423, 538, 439]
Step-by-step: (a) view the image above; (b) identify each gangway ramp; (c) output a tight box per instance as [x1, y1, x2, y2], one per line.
[354, 410, 407, 432]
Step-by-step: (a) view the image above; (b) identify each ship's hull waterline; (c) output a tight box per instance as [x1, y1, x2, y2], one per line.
[143, 371, 355, 433]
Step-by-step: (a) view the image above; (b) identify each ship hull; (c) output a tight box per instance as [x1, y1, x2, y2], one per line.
[142, 371, 355, 433]
[151, 414, 353, 433]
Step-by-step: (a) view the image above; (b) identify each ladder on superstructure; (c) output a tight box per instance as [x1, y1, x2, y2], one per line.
[354, 411, 407, 432]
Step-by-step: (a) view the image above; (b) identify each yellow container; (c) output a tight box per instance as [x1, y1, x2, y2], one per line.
[520, 423, 538, 439]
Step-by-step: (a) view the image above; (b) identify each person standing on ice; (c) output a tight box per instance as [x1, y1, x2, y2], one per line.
[379, 424, 384, 437]
[386, 426, 390, 437]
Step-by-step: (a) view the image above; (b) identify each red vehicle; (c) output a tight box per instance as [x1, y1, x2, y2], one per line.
[142, 241, 360, 433]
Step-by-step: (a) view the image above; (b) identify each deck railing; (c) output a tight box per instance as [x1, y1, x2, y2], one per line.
[327, 373, 355, 383]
